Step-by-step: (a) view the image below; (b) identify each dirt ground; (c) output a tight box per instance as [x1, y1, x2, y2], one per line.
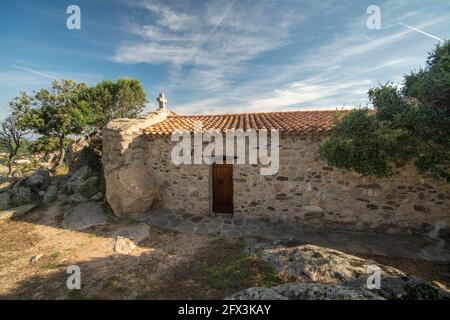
[0, 197, 449, 299]
[0, 198, 281, 299]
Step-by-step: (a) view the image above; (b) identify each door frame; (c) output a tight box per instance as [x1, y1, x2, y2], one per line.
[212, 163, 234, 214]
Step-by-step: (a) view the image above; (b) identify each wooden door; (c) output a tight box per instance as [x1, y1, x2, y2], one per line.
[213, 164, 233, 214]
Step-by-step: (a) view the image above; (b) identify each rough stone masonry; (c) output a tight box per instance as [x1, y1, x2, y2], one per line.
[102, 106, 450, 238]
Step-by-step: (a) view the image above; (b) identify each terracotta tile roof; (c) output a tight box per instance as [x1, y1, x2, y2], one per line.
[144, 110, 342, 135]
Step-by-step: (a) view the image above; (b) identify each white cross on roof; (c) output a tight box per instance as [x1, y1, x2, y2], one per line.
[157, 93, 167, 109]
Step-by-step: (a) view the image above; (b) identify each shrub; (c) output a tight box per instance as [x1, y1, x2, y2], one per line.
[320, 42, 450, 182]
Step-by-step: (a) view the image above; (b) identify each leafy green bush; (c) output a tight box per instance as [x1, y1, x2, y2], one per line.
[320, 42, 450, 182]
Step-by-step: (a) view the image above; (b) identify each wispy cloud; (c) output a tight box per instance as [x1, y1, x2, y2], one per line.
[113, 0, 449, 114]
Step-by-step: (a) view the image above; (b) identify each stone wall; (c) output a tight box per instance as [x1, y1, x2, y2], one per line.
[232, 134, 450, 238]
[103, 118, 450, 238]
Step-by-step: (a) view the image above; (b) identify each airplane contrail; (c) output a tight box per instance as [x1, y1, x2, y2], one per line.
[399, 22, 445, 42]
[195, 0, 237, 51]
[11, 64, 57, 79]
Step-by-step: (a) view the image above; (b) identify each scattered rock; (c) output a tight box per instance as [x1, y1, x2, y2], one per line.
[111, 236, 137, 255]
[62, 201, 108, 230]
[0, 204, 36, 221]
[108, 223, 150, 254]
[43, 184, 58, 204]
[30, 254, 43, 263]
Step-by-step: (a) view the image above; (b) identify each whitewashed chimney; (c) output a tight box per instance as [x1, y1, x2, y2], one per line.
[157, 93, 167, 110]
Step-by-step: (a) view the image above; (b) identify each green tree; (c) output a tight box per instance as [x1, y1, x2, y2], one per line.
[320, 42, 450, 182]
[18, 80, 90, 168]
[28, 136, 72, 159]
[0, 115, 28, 176]
[403, 41, 450, 114]
[79, 78, 147, 129]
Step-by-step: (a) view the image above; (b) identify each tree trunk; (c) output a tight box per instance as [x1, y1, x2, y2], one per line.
[7, 155, 12, 177]
[56, 136, 65, 168]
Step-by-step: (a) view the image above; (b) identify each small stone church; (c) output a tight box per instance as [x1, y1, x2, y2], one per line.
[102, 94, 450, 237]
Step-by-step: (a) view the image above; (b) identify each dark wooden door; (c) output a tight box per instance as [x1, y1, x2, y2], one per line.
[213, 164, 233, 214]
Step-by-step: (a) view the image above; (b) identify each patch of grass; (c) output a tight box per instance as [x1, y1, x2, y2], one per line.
[103, 276, 128, 293]
[139, 238, 285, 299]
[204, 253, 280, 289]
[50, 251, 61, 259]
[38, 252, 62, 270]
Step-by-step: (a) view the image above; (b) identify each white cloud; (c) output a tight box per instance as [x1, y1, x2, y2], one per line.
[114, 0, 294, 68]
[114, 0, 449, 114]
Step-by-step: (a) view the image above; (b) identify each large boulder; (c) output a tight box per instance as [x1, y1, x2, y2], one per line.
[252, 242, 450, 300]
[23, 169, 51, 191]
[105, 165, 158, 216]
[10, 186, 38, 206]
[255, 243, 404, 283]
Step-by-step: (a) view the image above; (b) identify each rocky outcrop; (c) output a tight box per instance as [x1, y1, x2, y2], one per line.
[227, 283, 383, 300]
[248, 242, 450, 300]
[66, 166, 104, 202]
[105, 165, 158, 216]
[42, 183, 58, 204]
[0, 204, 36, 221]
[254, 243, 405, 283]
[9, 169, 51, 206]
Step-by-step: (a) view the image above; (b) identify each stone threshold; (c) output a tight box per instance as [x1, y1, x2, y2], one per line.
[129, 208, 450, 262]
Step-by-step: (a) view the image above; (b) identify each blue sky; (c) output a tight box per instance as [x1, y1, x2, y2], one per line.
[0, 0, 448, 119]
